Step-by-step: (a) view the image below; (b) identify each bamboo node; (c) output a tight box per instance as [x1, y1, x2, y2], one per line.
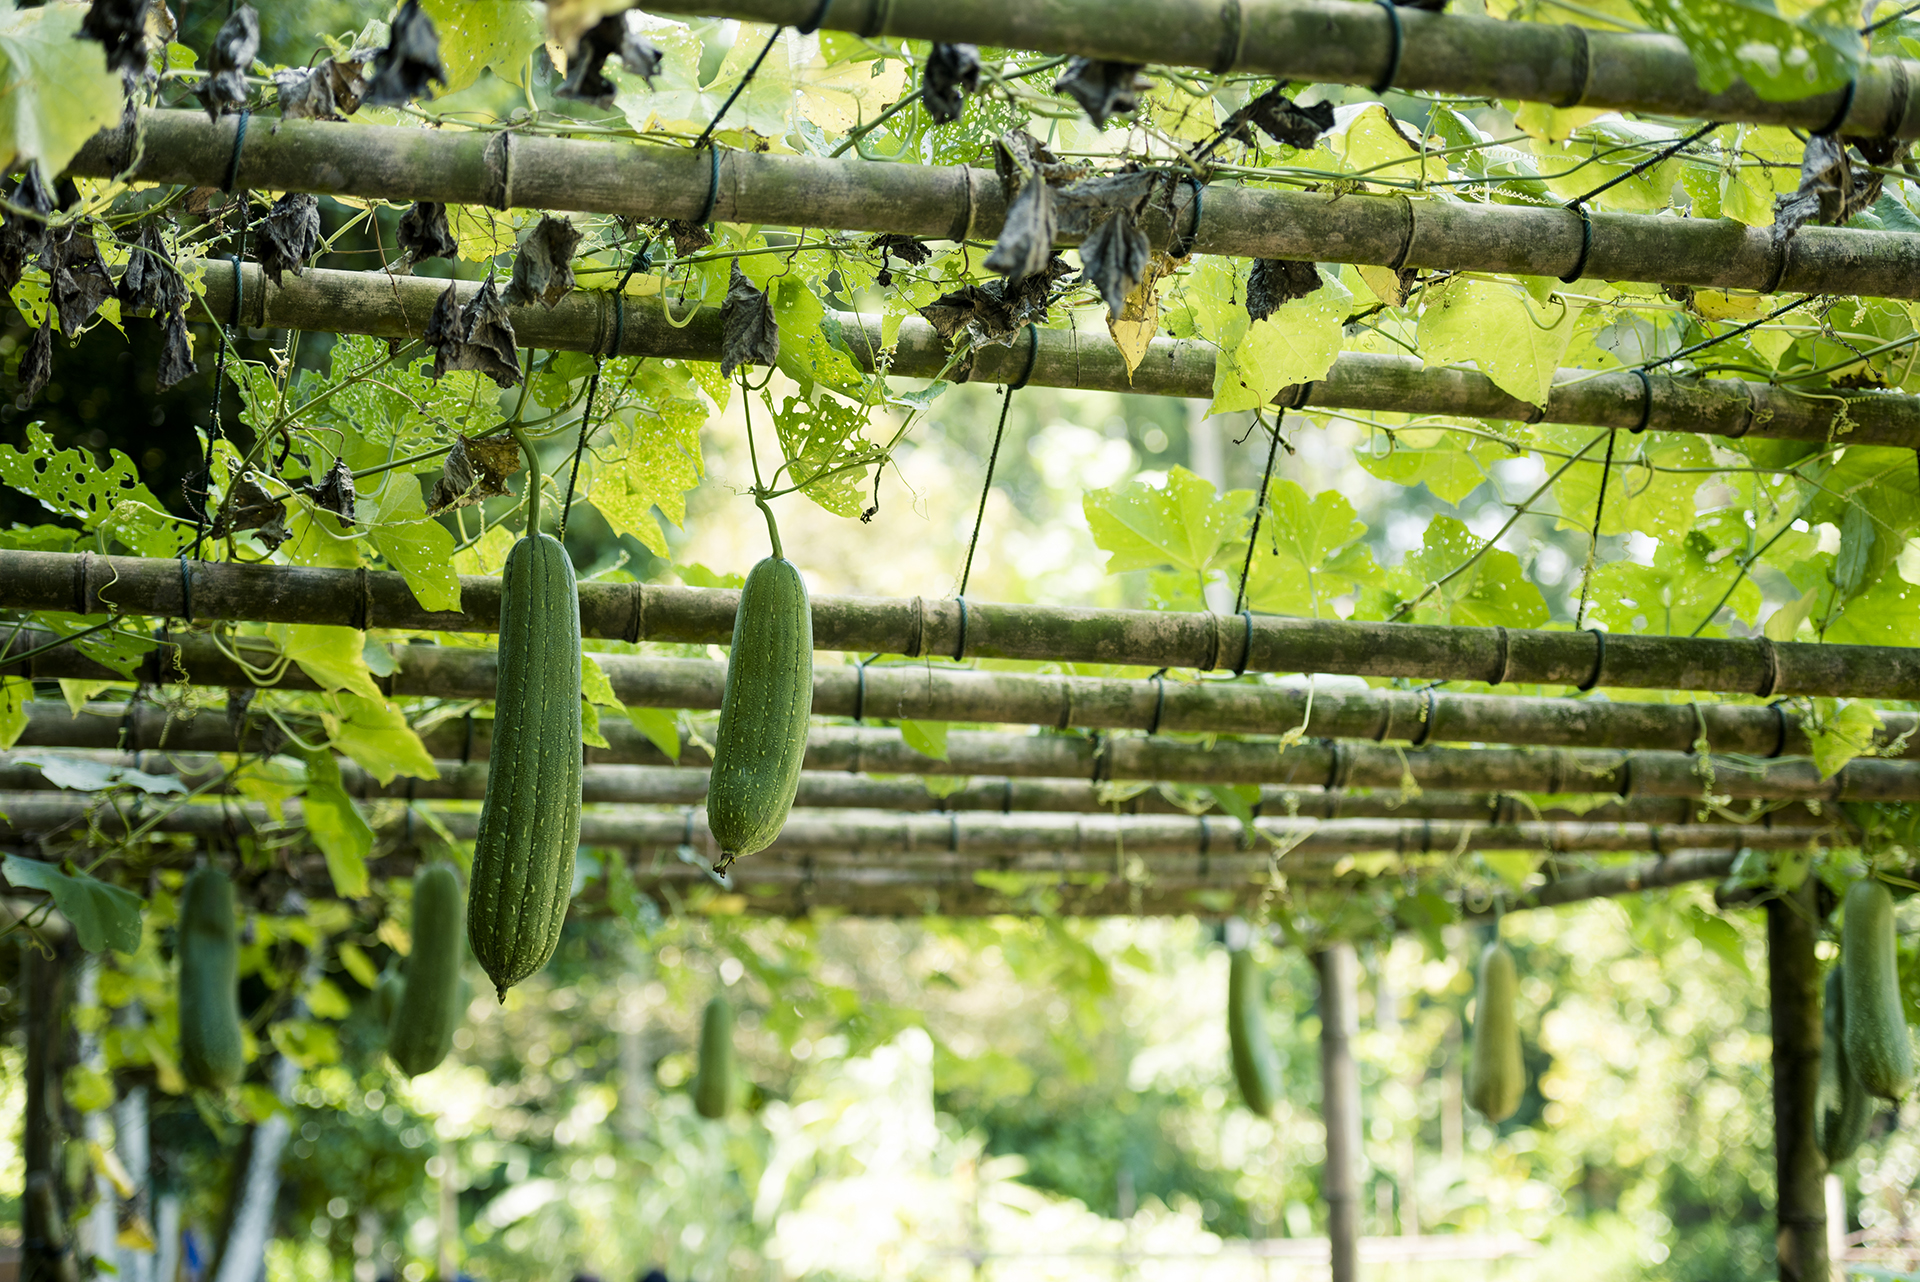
[1211, 0, 1245, 75]
[1754, 635, 1782, 699]
[1556, 24, 1592, 110]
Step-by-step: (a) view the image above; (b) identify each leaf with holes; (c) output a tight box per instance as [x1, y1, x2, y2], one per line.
[1629, 0, 1859, 101]
[587, 370, 707, 556]
[1384, 515, 1547, 629]
[0, 424, 188, 556]
[771, 394, 870, 518]
[1243, 479, 1380, 618]
[1084, 466, 1249, 579]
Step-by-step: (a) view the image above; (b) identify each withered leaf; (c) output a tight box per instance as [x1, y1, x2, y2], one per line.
[212, 470, 289, 549]
[666, 219, 713, 255]
[428, 432, 522, 513]
[19, 315, 53, 401]
[48, 233, 115, 335]
[1246, 258, 1323, 321]
[426, 277, 522, 389]
[80, 0, 151, 76]
[302, 457, 356, 523]
[0, 174, 52, 294]
[920, 256, 1066, 348]
[273, 64, 343, 121]
[1080, 207, 1149, 319]
[1109, 251, 1175, 377]
[194, 5, 258, 119]
[923, 43, 980, 126]
[156, 307, 197, 391]
[363, 0, 446, 107]
[1244, 90, 1336, 150]
[556, 10, 664, 108]
[256, 191, 322, 285]
[119, 222, 187, 314]
[1053, 57, 1143, 127]
[396, 201, 458, 262]
[719, 261, 778, 378]
[871, 232, 930, 287]
[993, 130, 1083, 189]
[984, 170, 1055, 281]
[505, 215, 583, 309]
[1773, 133, 1857, 248]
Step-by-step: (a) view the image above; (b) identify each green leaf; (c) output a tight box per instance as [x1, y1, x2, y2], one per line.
[581, 654, 623, 708]
[1356, 429, 1507, 507]
[335, 942, 380, 990]
[65, 1065, 115, 1114]
[275, 625, 381, 699]
[330, 695, 438, 784]
[0, 425, 188, 556]
[1687, 906, 1749, 976]
[0, 6, 126, 178]
[588, 368, 708, 556]
[363, 472, 461, 613]
[770, 393, 871, 518]
[0, 676, 28, 749]
[12, 752, 185, 795]
[1543, 428, 1708, 544]
[2, 855, 142, 953]
[1480, 851, 1537, 890]
[1083, 466, 1249, 578]
[1630, 0, 1860, 100]
[624, 706, 683, 762]
[1243, 479, 1379, 618]
[1209, 283, 1348, 416]
[303, 978, 353, 1021]
[1584, 525, 1762, 635]
[900, 719, 950, 761]
[1420, 279, 1582, 407]
[420, 0, 545, 92]
[303, 750, 373, 900]
[1808, 698, 1883, 780]
[1391, 515, 1548, 629]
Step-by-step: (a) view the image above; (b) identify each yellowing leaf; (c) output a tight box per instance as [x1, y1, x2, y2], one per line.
[421, 0, 545, 92]
[1083, 466, 1249, 577]
[275, 625, 381, 699]
[1420, 278, 1582, 407]
[1209, 284, 1347, 416]
[0, 6, 125, 179]
[330, 694, 438, 784]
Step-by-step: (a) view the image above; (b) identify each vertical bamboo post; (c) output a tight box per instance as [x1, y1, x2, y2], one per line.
[1318, 943, 1362, 1282]
[22, 937, 78, 1282]
[1768, 880, 1828, 1282]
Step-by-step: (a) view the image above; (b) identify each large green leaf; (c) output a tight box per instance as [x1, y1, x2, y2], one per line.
[1388, 515, 1548, 628]
[587, 365, 708, 557]
[363, 471, 461, 613]
[1083, 467, 1249, 579]
[421, 0, 545, 92]
[1631, 0, 1860, 100]
[0, 6, 124, 178]
[0, 425, 188, 556]
[303, 750, 373, 900]
[1209, 285, 1347, 416]
[1584, 527, 1762, 636]
[1, 855, 142, 954]
[1244, 479, 1380, 618]
[329, 695, 438, 785]
[1420, 279, 1582, 407]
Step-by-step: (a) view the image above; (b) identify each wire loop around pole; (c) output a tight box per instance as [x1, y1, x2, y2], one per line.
[1578, 627, 1608, 692]
[1170, 176, 1205, 258]
[695, 144, 722, 225]
[1559, 206, 1593, 284]
[1371, 0, 1405, 96]
[221, 110, 250, 193]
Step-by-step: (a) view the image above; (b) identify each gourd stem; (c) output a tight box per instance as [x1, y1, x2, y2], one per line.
[511, 426, 542, 537]
[755, 493, 784, 560]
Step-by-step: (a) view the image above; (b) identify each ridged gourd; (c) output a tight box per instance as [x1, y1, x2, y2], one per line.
[1820, 964, 1877, 1163]
[1227, 948, 1281, 1116]
[177, 867, 245, 1090]
[1842, 879, 1915, 1101]
[694, 995, 736, 1120]
[706, 553, 813, 864]
[388, 863, 467, 1077]
[466, 532, 583, 1000]
[1466, 939, 1525, 1122]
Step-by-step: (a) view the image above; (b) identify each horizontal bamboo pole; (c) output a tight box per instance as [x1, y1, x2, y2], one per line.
[63, 111, 1920, 299]
[164, 261, 1920, 451]
[0, 747, 1829, 826]
[12, 630, 1908, 760]
[0, 792, 1826, 865]
[671, 0, 1920, 140]
[0, 840, 1744, 919]
[18, 701, 1919, 802]
[17, 548, 1920, 700]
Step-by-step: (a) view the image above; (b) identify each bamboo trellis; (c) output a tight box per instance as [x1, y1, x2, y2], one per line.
[14, 549, 1920, 699]
[0, 749, 1831, 826]
[65, 111, 1920, 300]
[11, 630, 1907, 760]
[677, 0, 1920, 139]
[154, 261, 1920, 452]
[12, 700, 1911, 803]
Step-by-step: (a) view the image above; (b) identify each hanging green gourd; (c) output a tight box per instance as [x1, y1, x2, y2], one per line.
[178, 866, 245, 1090]
[1466, 934, 1525, 1123]
[1227, 946, 1282, 1116]
[706, 495, 812, 866]
[467, 428, 585, 1001]
[387, 862, 467, 1078]
[1820, 963, 1877, 1164]
[1842, 878, 1915, 1102]
[694, 995, 736, 1120]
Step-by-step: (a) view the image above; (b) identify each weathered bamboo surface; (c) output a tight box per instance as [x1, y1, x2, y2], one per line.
[162, 261, 1920, 450]
[0, 791, 1826, 865]
[14, 701, 1915, 801]
[0, 748, 1830, 827]
[61, 111, 1920, 299]
[11, 630, 1909, 759]
[669, 0, 1920, 140]
[15, 548, 1920, 699]
[1503, 849, 1739, 912]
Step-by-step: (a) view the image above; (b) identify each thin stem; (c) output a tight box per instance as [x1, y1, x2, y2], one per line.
[756, 494, 784, 560]
[511, 425, 542, 537]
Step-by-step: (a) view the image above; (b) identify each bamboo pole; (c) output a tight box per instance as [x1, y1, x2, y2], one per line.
[1496, 848, 1738, 912]
[15, 630, 1912, 761]
[1769, 878, 1829, 1282]
[17, 700, 1920, 802]
[159, 260, 1920, 452]
[16, 548, 1920, 700]
[62, 111, 1920, 300]
[0, 745, 1835, 827]
[667, 0, 1920, 140]
[1317, 942, 1362, 1282]
[0, 791, 1832, 863]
